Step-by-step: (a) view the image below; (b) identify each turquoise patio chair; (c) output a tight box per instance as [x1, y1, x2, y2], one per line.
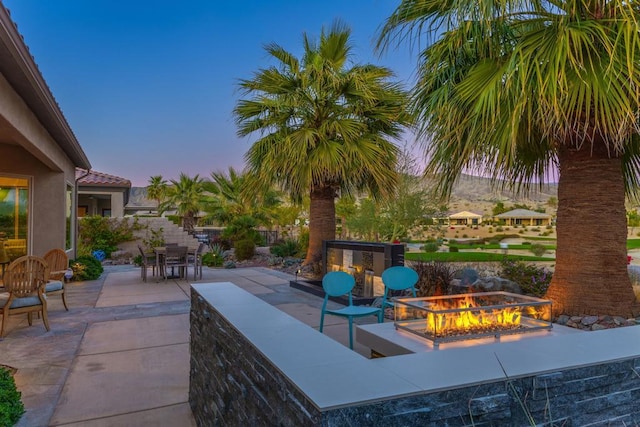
[380, 266, 419, 318]
[319, 271, 382, 349]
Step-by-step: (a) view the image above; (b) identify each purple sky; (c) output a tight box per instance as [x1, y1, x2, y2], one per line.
[3, 0, 418, 186]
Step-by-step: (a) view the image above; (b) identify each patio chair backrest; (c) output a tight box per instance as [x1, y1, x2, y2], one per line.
[4, 256, 49, 297]
[43, 248, 68, 281]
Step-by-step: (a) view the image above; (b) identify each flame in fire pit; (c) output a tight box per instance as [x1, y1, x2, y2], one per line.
[425, 294, 523, 338]
[393, 292, 553, 346]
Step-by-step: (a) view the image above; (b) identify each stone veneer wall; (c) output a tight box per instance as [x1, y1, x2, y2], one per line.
[189, 287, 640, 426]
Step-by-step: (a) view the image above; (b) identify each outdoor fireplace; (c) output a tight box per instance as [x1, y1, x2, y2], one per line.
[394, 292, 552, 348]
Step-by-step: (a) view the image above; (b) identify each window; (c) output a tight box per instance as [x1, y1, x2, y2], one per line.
[0, 176, 29, 260]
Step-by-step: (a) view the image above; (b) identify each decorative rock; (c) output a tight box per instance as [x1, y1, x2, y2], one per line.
[470, 277, 522, 294]
[454, 268, 479, 286]
[556, 315, 570, 326]
[591, 323, 608, 331]
[581, 316, 599, 326]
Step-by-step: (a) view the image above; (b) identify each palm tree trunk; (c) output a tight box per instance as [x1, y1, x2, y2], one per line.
[545, 142, 639, 317]
[182, 214, 195, 235]
[305, 185, 336, 265]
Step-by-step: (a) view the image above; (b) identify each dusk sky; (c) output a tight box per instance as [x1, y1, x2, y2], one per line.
[3, 0, 418, 187]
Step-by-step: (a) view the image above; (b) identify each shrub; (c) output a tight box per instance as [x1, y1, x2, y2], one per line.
[70, 256, 104, 281]
[222, 215, 264, 246]
[421, 242, 439, 253]
[201, 251, 223, 267]
[413, 261, 454, 296]
[132, 255, 143, 266]
[529, 244, 547, 257]
[142, 227, 164, 250]
[500, 260, 551, 297]
[210, 236, 232, 251]
[78, 216, 140, 258]
[0, 367, 24, 426]
[449, 246, 459, 253]
[298, 229, 309, 255]
[496, 226, 504, 232]
[234, 239, 255, 261]
[270, 239, 302, 258]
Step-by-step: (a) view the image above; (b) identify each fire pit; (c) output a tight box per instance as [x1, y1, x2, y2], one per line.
[394, 292, 552, 348]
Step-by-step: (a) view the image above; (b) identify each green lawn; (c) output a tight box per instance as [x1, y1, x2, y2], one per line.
[627, 239, 640, 249]
[405, 252, 552, 262]
[449, 243, 556, 250]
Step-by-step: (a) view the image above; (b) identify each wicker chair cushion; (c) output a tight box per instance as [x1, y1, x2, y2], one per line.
[0, 294, 43, 309]
[45, 281, 63, 292]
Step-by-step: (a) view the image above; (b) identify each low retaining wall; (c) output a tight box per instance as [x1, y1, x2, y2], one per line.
[189, 282, 640, 426]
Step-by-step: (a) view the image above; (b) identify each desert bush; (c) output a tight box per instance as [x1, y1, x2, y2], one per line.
[70, 256, 104, 281]
[234, 239, 255, 261]
[270, 238, 302, 258]
[413, 261, 454, 296]
[500, 260, 551, 297]
[0, 367, 24, 426]
[529, 244, 547, 257]
[421, 242, 439, 253]
[201, 243, 225, 267]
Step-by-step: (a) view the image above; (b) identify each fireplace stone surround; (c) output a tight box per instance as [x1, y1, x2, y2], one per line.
[189, 282, 640, 425]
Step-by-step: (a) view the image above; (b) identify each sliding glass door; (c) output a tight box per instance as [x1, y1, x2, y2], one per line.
[0, 176, 29, 260]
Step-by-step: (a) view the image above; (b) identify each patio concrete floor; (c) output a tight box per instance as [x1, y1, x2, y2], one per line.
[0, 264, 378, 426]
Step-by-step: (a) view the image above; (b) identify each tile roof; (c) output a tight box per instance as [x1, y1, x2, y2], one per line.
[495, 208, 551, 218]
[449, 210, 483, 219]
[76, 169, 131, 187]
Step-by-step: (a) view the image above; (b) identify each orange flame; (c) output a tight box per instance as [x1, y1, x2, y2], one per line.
[426, 294, 522, 336]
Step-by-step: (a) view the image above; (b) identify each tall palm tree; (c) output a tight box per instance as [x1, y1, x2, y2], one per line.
[379, 1, 640, 316]
[146, 175, 168, 213]
[235, 21, 410, 264]
[159, 173, 206, 234]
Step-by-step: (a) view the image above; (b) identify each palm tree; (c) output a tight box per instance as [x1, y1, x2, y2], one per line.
[379, 1, 640, 316]
[159, 173, 206, 234]
[146, 175, 168, 213]
[203, 167, 282, 227]
[234, 21, 410, 265]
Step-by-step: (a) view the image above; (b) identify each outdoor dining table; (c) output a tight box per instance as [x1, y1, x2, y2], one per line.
[153, 246, 197, 279]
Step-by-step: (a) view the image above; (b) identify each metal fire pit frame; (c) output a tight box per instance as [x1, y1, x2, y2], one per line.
[393, 291, 553, 348]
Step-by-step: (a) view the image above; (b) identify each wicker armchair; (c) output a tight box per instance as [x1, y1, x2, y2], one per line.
[0, 255, 50, 337]
[43, 248, 69, 310]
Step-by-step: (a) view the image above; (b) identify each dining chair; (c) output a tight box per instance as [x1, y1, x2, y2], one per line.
[319, 271, 382, 349]
[189, 243, 206, 280]
[43, 248, 70, 310]
[380, 266, 419, 318]
[0, 255, 50, 337]
[137, 245, 157, 282]
[163, 245, 189, 280]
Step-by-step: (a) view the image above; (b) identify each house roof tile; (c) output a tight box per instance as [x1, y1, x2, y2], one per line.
[76, 169, 131, 187]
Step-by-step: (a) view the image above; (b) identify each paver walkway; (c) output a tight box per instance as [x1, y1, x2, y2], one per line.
[0, 265, 376, 426]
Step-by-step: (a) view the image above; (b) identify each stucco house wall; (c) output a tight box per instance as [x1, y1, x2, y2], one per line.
[494, 208, 553, 226]
[0, 5, 90, 258]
